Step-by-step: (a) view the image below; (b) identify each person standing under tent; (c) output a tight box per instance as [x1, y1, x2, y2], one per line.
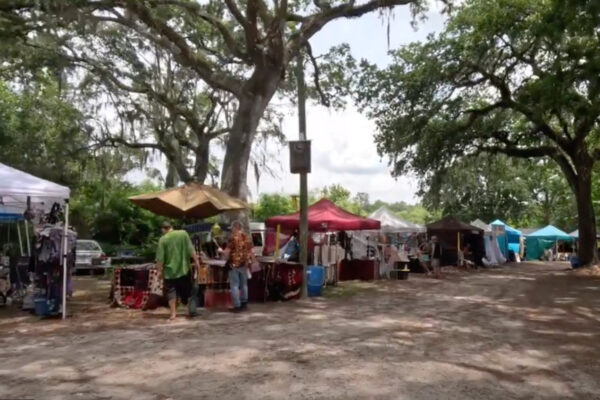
[156, 221, 202, 321]
[418, 241, 432, 275]
[430, 236, 442, 279]
[223, 220, 254, 313]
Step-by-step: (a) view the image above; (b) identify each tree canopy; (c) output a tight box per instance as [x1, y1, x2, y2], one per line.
[0, 0, 427, 200]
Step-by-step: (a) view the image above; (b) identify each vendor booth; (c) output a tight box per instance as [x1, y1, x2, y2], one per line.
[426, 216, 484, 266]
[367, 206, 426, 277]
[525, 225, 573, 261]
[491, 220, 522, 260]
[471, 219, 506, 266]
[265, 199, 381, 282]
[112, 182, 252, 310]
[0, 163, 72, 319]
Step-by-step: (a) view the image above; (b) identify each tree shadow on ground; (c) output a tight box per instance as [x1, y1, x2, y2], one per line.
[1, 262, 599, 399]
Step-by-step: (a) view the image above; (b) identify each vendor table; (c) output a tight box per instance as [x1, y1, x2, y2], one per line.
[111, 263, 164, 310]
[112, 258, 304, 310]
[338, 259, 378, 281]
[256, 257, 304, 302]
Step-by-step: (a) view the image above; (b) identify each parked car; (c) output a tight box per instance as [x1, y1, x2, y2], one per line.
[75, 240, 110, 273]
[110, 249, 147, 265]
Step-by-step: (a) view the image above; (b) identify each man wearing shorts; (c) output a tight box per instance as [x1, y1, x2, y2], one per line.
[156, 221, 201, 320]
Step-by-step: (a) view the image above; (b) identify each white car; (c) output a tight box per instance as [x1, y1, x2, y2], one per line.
[75, 240, 110, 272]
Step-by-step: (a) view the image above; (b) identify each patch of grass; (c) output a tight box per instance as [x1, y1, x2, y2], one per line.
[323, 280, 379, 298]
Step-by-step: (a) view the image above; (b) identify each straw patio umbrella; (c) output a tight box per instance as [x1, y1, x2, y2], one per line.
[129, 182, 248, 218]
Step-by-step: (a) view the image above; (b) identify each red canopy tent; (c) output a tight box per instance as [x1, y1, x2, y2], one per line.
[265, 199, 382, 282]
[265, 198, 381, 232]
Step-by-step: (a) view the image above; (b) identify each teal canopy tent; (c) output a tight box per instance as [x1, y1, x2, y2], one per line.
[525, 225, 573, 261]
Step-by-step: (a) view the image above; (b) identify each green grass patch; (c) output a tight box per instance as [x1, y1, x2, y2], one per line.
[323, 280, 379, 298]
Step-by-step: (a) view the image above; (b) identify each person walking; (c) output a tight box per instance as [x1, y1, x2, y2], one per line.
[156, 221, 202, 321]
[430, 236, 442, 279]
[224, 220, 253, 313]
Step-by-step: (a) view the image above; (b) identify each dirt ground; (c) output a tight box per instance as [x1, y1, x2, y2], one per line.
[1, 262, 599, 400]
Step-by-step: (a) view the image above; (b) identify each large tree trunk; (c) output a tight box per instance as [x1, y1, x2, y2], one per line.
[220, 68, 281, 201]
[574, 165, 598, 266]
[192, 138, 210, 184]
[165, 161, 179, 188]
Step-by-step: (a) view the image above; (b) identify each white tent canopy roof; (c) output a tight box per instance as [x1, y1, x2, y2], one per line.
[369, 206, 425, 233]
[0, 162, 70, 214]
[471, 219, 492, 233]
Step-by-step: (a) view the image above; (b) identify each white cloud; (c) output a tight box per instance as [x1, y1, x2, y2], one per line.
[253, 104, 419, 204]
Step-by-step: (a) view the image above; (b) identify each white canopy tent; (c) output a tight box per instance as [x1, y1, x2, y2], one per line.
[471, 219, 506, 266]
[0, 163, 71, 319]
[369, 206, 426, 233]
[470, 219, 492, 233]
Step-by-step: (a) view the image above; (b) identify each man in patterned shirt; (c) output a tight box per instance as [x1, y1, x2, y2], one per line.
[224, 220, 254, 312]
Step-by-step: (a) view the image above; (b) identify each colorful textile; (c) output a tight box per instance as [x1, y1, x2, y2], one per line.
[156, 230, 195, 279]
[112, 264, 164, 310]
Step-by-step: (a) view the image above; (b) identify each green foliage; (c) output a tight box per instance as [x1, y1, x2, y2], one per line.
[419, 154, 577, 230]
[313, 184, 365, 216]
[252, 194, 296, 222]
[71, 180, 164, 250]
[355, 0, 600, 180]
[355, 0, 600, 261]
[0, 77, 89, 186]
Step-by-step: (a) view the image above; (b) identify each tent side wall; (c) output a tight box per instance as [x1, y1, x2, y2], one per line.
[525, 237, 555, 260]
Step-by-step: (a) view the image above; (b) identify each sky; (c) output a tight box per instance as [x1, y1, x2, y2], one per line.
[127, 2, 447, 204]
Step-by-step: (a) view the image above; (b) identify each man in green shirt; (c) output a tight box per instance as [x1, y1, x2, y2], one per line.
[156, 221, 201, 320]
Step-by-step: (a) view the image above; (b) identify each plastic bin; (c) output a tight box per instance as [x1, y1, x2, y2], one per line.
[34, 298, 50, 316]
[307, 265, 325, 297]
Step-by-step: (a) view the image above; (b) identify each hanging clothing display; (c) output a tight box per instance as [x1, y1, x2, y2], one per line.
[32, 223, 76, 315]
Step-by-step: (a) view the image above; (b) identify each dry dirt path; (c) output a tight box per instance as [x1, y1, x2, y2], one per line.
[1, 262, 599, 400]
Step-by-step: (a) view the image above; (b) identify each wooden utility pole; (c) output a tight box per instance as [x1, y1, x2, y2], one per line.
[296, 51, 309, 298]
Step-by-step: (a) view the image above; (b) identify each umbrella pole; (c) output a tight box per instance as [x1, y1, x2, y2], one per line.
[274, 224, 281, 258]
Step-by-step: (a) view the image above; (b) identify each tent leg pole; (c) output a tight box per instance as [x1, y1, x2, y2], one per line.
[17, 221, 23, 256]
[24, 220, 31, 257]
[62, 200, 69, 321]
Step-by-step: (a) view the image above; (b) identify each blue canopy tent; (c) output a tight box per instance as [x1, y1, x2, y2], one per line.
[525, 225, 573, 261]
[0, 210, 25, 256]
[491, 219, 522, 258]
[0, 213, 24, 222]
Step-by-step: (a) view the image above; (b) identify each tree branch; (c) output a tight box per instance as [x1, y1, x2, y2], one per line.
[297, 0, 414, 42]
[122, 0, 242, 95]
[478, 143, 558, 159]
[305, 41, 330, 107]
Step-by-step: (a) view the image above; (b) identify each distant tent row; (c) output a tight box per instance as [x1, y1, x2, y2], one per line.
[470, 218, 575, 262]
